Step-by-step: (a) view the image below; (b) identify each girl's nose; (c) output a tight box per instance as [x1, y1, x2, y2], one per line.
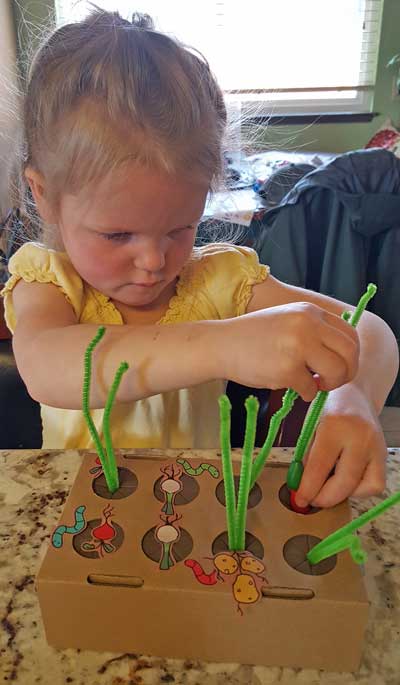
[133, 239, 166, 273]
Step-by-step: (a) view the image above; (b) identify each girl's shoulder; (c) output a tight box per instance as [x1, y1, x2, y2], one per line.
[2, 242, 85, 330]
[184, 242, 269, 318]
[191, 240, 256, 261]
[6, 240, 76, 273]
[189, 241, 268, 282]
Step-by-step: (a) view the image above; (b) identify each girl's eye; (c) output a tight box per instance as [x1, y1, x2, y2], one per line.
[102, 232, 131, 243]
[169, 226, 193, 239]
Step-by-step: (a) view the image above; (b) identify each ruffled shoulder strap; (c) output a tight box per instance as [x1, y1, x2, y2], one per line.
[187, 242, 269, 319]
[1, 242, 84, 332]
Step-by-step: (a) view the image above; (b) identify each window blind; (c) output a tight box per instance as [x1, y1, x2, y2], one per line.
[55, 0, 383, 112]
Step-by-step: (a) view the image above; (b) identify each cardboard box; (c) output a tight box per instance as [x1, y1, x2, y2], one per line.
[36, 450, 369, 671]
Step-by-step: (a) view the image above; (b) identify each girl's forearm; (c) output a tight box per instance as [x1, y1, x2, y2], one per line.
[26, 320, 223, 409]
[329, 311, 399, 414]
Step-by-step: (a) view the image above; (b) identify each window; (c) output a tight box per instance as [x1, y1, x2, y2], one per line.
[55, 0, 383, 115]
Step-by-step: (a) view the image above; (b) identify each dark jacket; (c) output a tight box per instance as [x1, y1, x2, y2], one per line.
[256, 149, 400, 405]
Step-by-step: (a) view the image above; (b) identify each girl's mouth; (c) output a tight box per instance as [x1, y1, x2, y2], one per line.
[133, 281, 161, 288]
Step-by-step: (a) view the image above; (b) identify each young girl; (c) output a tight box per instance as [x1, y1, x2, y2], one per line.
[2, 9, 398, 509]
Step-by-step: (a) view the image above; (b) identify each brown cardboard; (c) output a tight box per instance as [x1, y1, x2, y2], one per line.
[36, 450, 369, 671]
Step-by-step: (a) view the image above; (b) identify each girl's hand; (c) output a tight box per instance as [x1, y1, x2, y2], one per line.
[294, 385, 387, 508]
[223, 302, 359, 402]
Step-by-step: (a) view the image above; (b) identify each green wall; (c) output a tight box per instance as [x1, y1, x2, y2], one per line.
[12, 0, 400, 153]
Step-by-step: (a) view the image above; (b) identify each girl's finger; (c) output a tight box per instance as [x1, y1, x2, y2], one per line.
[351, 456, 386, 498]
[321, 310, 360, 345]
[310, 447, 368, 508]
[294, 429, 340, 507]
[290, 367, 319, 403]
[319, 322, 359, 381]
[305, 343, 349, 390]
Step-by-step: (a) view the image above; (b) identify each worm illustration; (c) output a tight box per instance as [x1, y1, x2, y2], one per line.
[176, 458, 219, 479]
[52, 505, 86, 548]
[184, 559, 218, 585]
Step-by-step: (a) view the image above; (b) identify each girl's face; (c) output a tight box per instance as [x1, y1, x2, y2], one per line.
[58, 165, 209, 310]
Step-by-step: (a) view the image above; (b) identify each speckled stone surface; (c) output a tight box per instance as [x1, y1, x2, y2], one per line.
[1, 447, 399, 685]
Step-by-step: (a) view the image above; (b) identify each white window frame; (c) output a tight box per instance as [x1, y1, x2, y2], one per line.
[54, 0, 383, 116]
[225, 90, 372, 116]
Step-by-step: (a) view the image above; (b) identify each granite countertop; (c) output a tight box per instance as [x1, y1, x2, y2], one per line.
[1, 447, 399, 685]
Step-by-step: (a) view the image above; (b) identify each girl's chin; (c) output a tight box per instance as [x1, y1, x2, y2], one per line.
[112, 285, 163, 307]
[120, 294, 157, 306]
[103, 278, 176, 308]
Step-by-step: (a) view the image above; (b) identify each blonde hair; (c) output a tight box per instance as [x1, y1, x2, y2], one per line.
[12, 8, 227, 237]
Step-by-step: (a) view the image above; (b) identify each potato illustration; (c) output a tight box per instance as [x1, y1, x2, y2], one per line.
[239, 555, 265, 575]
[233, 573, 260, 604]
[213, 553, 238, 575]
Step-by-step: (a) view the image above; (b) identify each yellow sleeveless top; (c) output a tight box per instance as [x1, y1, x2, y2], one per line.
[2, 242, 268, 449]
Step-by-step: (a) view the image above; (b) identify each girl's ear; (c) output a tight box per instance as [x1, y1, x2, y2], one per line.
[24, 166, 57, 224]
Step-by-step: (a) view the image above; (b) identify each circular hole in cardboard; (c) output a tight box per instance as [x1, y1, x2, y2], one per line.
[72, 518, 124, 559]
[212, 531, 264, 559]
[283, 534, 337, 575]
[154, 473, 199, 506]
[142, 525, 193, 564]
[215, 476, 262, 509]
[92, 467, 138, 500]
[278, 483, 320, 515]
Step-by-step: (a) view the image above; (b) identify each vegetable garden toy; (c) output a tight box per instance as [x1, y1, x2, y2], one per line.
[36, 447, 371, 670]
[36, 284, 398, 671]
